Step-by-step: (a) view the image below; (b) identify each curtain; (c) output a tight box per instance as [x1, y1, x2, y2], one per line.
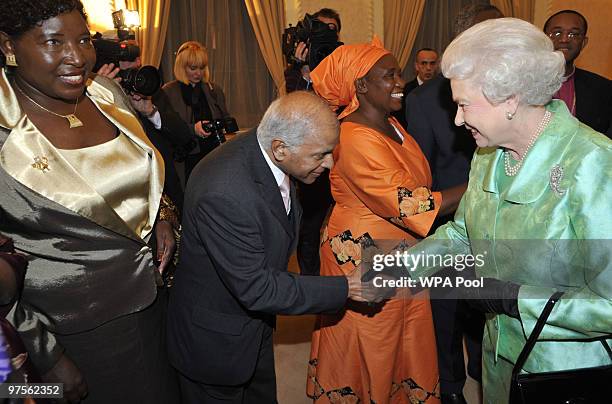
[160, 0, 275, 129]
[244, 0, 286, 95]
[402, 0, 486, 82]
[126, 0, 172, 67]
[383, 0, 426, 70]
[491, 0, 536, 22]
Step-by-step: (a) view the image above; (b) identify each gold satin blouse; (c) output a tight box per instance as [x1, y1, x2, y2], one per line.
[0, 71, 165, 371]
[59, 133, 151, 239]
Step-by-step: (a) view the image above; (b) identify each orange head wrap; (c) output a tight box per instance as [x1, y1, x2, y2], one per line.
[311, 37, 391, 119]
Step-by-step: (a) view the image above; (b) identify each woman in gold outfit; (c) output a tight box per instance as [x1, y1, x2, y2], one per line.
[0, 1, 178, 402]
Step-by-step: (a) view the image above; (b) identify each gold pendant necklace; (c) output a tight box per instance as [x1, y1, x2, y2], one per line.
[14, 82, 83, 128]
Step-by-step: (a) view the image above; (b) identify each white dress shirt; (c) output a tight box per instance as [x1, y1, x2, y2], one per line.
[258, 142, 291, 214]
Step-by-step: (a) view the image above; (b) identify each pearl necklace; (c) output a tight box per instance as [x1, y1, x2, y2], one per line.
[504, 110, 552, 177]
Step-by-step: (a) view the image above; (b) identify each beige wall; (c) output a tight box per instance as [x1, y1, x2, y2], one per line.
[534, 0, 612, 79]
[284, 0, 384, 45]
[82, 0, 127, 33]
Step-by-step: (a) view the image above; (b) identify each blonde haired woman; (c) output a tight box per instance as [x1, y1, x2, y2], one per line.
[161, 41, 233, 182]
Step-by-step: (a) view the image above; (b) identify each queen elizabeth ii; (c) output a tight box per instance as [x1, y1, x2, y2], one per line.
[405, 17, 612, 402]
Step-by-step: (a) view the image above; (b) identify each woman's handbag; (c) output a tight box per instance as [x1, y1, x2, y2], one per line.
[509, 291, 612, 403]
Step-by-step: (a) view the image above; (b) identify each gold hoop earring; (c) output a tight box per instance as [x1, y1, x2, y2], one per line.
[6, 54, 18, 67]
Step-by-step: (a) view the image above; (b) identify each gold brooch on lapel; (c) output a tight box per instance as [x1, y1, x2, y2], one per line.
[549, 164, 565, 196]
[31, 156, 50, 173]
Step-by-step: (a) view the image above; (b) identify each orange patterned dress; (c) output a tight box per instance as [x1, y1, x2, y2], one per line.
[307, 119, 442, 404]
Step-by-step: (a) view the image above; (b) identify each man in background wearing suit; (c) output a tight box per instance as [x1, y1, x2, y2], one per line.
[544, 10, 612, 137]
[410, 48, 439, 90]
[392, 48, 438, 129]
[404, 5, 503, 404]
[167, 91, 380, 404]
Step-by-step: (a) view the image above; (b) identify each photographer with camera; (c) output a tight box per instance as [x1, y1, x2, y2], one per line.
[284, 8, 341, 93]
[160, 41, 237, 183]
[96, 38, 193, 212]
[282, 9, 342, 277]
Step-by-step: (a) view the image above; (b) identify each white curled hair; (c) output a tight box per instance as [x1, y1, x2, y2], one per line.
[441, 18, 565, 106]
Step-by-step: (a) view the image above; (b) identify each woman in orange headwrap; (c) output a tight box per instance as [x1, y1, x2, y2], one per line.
[306, 38, 446, 404]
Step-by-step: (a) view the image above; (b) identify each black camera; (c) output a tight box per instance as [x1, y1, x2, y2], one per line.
[198, 117, 239, 156]
[92, 37, 140, 70]
[282, 13, 343, 70]
[202, 117, 239, 145]
[116, 66, 161, 96]
[92, 37, 161, 96]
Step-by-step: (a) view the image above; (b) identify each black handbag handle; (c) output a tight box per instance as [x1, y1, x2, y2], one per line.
[512, 291, 612, 377]
[512, 291, 564, 377]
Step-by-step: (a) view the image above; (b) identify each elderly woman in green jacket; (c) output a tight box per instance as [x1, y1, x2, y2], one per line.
[399, 18, 612, 403]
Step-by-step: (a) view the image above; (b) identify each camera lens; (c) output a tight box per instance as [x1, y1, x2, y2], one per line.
[118, 66, 161, 96]
[133, 66, 160, 95]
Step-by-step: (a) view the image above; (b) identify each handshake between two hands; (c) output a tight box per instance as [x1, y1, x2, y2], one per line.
[345, 263, 404, 304]
[344, 259, 520, 318]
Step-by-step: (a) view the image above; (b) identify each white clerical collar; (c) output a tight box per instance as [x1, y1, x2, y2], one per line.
[258, 141, 287, 188]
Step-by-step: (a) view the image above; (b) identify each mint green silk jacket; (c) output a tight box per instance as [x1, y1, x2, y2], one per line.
[411, 100, 612, 401]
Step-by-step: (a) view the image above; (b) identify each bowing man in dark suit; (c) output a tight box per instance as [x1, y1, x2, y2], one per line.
[544, 10, 612, 137]
[167, 91, 379, 404]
